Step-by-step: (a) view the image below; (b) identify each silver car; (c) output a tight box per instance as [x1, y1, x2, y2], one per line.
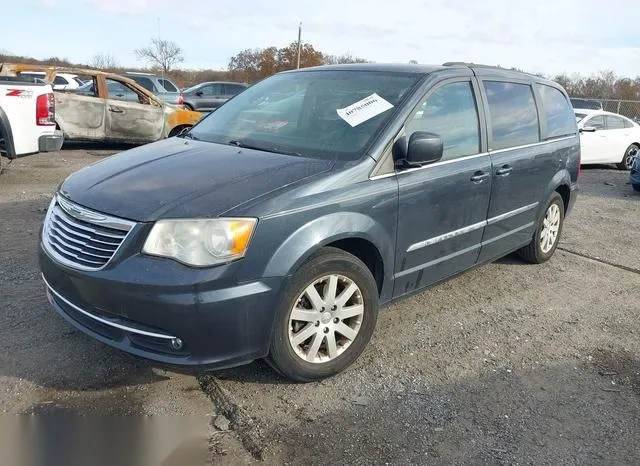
[182, 81, 247, 111]
[121, 72, 183, 106]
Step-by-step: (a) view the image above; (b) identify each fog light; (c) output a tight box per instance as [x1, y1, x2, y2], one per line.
[170, 338, 183, 350]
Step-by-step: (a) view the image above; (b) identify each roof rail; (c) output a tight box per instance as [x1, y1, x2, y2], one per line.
[442, 62, 508, 69]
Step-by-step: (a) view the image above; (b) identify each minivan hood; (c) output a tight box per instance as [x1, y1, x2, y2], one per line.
[60, 138, 334, 222]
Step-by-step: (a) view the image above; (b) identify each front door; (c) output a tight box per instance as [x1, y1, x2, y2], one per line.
[55, 78, 106, 141]
[394, 79, 492, 297]
[580, 114, 609, 164]
[105, 78, 164, 143]
[199, 83, 225, 111]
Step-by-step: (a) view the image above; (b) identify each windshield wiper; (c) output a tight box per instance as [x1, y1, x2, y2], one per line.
[227, 140, 301, 157]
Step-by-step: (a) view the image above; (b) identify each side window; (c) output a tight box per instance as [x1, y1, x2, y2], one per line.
[54, 76, 68, 85]
[623, 118, 634, 129]
[406, 81, 480, 161]
[132, 77, 157, 93]
[199, 85, 215, 96]
[484, 81, 540, 150]
[231, 84, 246, 95]
[158, 78, 178, 92]
[606, 115, 625, 130]
[538, 84, 577, 139]
[210, 84, 223, 96]
[106, 79, 140, 103]
[586, 115, 606, 130]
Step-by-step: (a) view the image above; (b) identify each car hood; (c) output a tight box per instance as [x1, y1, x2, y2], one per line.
[60, 138, 334, 222]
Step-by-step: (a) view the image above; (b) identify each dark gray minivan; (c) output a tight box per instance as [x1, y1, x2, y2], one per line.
[39, 63, 580, 381]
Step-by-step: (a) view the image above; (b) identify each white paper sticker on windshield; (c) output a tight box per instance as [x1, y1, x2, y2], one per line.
[336, 93, 394, 127]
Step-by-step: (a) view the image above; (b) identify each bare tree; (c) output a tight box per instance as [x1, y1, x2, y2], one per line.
[135, 39, 184, 74]
[90, 52, 117, 70]
[323, 53, 369, 65]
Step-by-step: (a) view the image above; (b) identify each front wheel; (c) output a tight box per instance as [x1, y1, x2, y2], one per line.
[516, 192, 565, 264]
[617, 144, 638, 170]
[267, 247, 379, 382]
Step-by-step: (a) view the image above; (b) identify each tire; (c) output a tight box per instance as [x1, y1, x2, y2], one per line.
[168, 125, 191, 138]
[516, 192, 565, 264]
[633, 184, 640, 192]
[267, 247, 379, 382]
[617, 144, 638, 170]
[183, 103, 194, 111]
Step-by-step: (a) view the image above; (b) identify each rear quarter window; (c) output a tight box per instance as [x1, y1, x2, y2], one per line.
[483, 81, 540, 150]
[538, 84, 578, 139]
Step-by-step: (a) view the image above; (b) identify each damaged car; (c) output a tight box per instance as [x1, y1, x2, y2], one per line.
[2, 64, 202, 144]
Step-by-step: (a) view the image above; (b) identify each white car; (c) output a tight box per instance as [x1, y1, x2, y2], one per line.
[18, 71, 85, 91]
[576, 109, 639, 170]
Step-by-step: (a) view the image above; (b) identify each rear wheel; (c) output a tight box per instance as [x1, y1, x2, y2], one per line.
[617, 144, 638, 170]
[516, 192, 565, 264]
[267, 247, 379, 382]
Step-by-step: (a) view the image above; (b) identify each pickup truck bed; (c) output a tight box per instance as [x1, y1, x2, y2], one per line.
[0, 76, 63, 165]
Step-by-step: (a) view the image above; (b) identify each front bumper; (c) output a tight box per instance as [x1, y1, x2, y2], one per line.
[39, 244, 283, 370]
[39, 130, 64, 152]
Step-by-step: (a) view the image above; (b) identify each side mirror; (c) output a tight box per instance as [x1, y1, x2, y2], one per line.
[394, 132, 443, 167]
[196, 91, 204, 97]
[580, 126, 597, 133]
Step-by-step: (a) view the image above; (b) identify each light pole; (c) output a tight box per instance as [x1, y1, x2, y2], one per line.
[296, 22, 302, 69]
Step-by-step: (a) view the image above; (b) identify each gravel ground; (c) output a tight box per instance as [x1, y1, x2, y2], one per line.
[1, 151, 639, 465]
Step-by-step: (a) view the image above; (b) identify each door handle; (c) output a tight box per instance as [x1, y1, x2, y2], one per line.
[470, 171, 490, 183]
[108, 106, 124, 113]
[496, 165, 513, 176]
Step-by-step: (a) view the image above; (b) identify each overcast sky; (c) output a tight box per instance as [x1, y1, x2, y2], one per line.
[4, 0, 640, 76]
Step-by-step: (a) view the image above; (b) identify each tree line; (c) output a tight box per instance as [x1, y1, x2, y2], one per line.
[3, 41, 640, 100]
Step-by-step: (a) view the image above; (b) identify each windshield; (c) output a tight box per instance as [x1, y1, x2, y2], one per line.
[187, 70, 421, 160]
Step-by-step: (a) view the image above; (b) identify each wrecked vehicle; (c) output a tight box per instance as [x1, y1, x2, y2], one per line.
[1, 64, 201, 144]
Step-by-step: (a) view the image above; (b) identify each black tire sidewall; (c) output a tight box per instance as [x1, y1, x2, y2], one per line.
[533, 193, 565, 262]
[269, 248, 379, 382]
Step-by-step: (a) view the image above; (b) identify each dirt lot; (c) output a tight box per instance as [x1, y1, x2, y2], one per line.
[1, 149, 639, 465]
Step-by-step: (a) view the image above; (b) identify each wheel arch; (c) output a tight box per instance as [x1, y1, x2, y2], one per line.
[544, 169, 572, 216]
[262, 212, 394, 301]
[0, 106, 17, 159]
[168, 124, 192, 138]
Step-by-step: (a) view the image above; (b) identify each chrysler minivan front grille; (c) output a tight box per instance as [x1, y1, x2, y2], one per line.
[42, 195, 135, 271]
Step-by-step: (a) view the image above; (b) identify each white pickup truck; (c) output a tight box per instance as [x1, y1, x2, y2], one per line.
[0, 76, 64, 170]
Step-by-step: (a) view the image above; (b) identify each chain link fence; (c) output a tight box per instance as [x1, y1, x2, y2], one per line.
[573, 98, 640, 122]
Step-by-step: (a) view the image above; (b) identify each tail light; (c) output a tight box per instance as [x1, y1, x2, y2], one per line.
[177, 93, 184, 106]
[36, 93, 56, 126]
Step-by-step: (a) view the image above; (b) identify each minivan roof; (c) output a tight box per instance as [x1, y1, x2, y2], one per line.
[292, 62, 554, 85]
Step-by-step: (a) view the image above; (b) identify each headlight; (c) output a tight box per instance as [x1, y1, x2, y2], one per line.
[142, 218, 257, 267]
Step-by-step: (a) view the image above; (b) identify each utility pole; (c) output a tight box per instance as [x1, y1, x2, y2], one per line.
[157, 17, 164, 81]
[296, 22, 302, 69]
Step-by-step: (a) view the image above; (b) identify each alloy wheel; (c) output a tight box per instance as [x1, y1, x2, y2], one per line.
[624, 146, 637, 170]
[288, 274, 364, 364]
[540, 203, 561, 253]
